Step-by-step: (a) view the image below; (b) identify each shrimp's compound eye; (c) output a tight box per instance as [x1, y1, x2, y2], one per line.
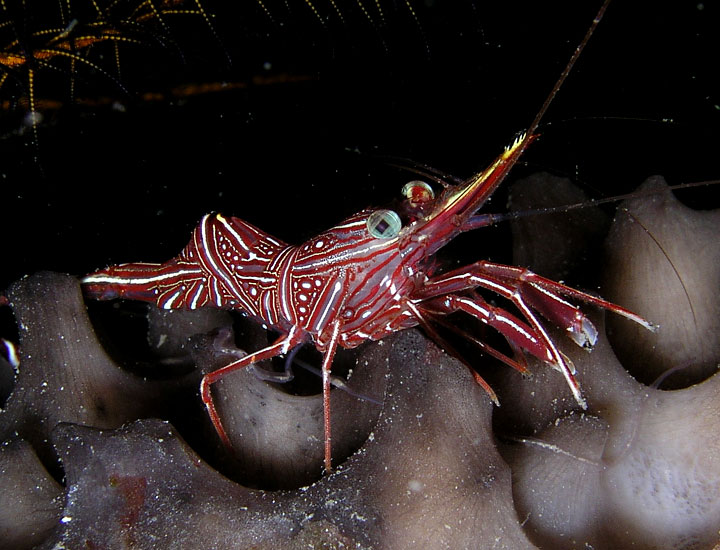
[367, 209, 402, 239]
[401, 180, 434, 205]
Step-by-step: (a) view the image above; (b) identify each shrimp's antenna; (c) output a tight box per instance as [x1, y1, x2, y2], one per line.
[524, 0, 612, 145]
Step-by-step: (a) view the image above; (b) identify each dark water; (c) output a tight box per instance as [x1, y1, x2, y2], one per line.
[1, 0, 718, 293]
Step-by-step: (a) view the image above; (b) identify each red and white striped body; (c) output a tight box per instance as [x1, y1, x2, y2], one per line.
[83, 209, 426, 353]
[84, 213, 291, 322]
[82, 133, 654, 473]
[81, 1, 655, 473]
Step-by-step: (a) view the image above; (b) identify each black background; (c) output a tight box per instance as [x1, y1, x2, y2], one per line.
[1, 0, 718, 294]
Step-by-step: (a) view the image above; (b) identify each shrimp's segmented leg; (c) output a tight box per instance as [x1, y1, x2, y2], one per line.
[203, 326, 342, 473]
[418, 292, 582, 406]
[213, 335, 376, 403]
[210, 328, 296, 384]
[420, 294, 537, 376]
[318, 320, 342, 473]
[414, 261, 656, 408]
[419, 261, 656, 338]
[200, 330, 305, 449]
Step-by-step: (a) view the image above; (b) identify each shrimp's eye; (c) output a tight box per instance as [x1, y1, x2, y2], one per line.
[401, 180, 434, 205]
[367, 209, 402, 239]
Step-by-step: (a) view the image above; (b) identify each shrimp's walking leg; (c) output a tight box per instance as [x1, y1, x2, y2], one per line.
[320, 320, 342, 473]
[200, 331, 304, 448]
[414, 261, 656, 408]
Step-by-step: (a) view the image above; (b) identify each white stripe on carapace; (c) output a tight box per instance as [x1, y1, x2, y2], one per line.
[197, 215, 247, 304]
[189, 283, 204, 309]
[329, 219, 367, 231]
[215, 213, 250, 252]
[309, 279, 343, 332]
[235, 274, 275, 284]
[215, 214, 276, 262]
[82, 267, 202, 286]
[267, 244, 295, 273]
[293, 238, 397, 272]
[277, 247, 299, 324]
[161, 289, 183, 309]
[261, 289, 275, 324]
[211, 279, 222, 307]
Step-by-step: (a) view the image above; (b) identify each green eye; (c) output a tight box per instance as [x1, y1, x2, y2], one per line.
[367, 209, 402, 239]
